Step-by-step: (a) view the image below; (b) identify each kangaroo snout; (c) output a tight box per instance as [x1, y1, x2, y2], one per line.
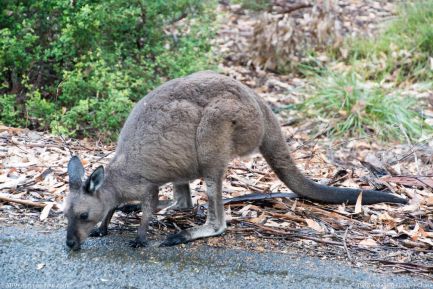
[66, 237, 81, 251]
[66, 228, 82, 250]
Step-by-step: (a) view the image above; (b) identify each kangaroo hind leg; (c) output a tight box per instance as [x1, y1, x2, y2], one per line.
[160, 171, 226, 246]
[160, 104, 232, 246]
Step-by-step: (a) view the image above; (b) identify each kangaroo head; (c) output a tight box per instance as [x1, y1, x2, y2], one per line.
[65, 156, 106, 250]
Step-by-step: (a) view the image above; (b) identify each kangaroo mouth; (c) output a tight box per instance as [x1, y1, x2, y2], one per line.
[66, 239, 81, 251]
[71, 244, 81, 251]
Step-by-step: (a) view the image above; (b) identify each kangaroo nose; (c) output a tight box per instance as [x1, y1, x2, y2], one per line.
[66, 239, 76, 248]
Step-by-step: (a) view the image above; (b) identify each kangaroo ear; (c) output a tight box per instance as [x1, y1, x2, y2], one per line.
[68, 156, 85, 190]
[85, 166, 105, 194]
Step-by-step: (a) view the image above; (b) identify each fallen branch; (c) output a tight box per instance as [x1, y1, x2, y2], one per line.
[343, 225, 353, 262]
[371, 259, 433, 273]
[196, 192, 299, 216]
[265, 211, 305, 223]
[0, 193, 48, 209]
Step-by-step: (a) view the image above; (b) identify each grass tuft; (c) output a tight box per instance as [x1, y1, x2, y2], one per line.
[300, 72, 431, 141]
[342, 1, 433, 84]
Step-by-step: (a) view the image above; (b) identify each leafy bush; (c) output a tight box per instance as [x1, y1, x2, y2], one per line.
[0, 94, 22, 127]
[301, 72, 431, 141]
[0, 0, 217, 140]
[342, 1, 433, 83]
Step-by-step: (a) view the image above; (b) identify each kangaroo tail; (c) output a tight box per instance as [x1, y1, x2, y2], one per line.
[258, 105, 407, 205]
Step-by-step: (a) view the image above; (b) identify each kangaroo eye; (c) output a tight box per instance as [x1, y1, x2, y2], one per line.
[79, 212, 89, 221]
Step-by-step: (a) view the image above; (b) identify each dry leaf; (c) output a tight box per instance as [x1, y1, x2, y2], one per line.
[354, 192, 363, 214]
[0, 175, 27, 190]
[238, 204, 252, 214]
[377, 212, 401, 224]
[402, 197, 421, 213]
[40, 202, 54, 221]
[272, 202, 287, 210]
[291, 199, 297, 211]
[305, 218, 325, 233]
[265, 220, 291, 229]
[405, 223, 429, 241]
[408, 223, 421, 241]
[359, 238, 378, 247]
[419, 237, 433, 247]
[225, 205, 233, 222]
[249, 213, 267, 224]
[424, 196, 433, 206]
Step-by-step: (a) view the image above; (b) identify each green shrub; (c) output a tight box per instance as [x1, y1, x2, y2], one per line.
[0, 94, 22, 127]
[26, 90, 56, 129]
[300, 72, 431, 141]
[0, 0, 217, 140]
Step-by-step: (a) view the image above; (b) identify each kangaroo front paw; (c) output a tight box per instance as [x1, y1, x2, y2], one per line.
[129, 236, 148, 248]
[89, 227, 108, 237]
[160, 232, 189, 247]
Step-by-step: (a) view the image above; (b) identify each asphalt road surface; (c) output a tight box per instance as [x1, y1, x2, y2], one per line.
[0, 226, 431, 289]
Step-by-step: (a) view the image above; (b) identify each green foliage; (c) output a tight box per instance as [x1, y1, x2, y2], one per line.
[26, 90, 56, 129]
[342, 1, 433, 83]
[301, 72, 431, 141]
[0, 94, 22, 126]
[0, 0, 217, 140]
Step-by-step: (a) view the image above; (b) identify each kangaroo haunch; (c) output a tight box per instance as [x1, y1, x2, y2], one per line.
[64, 71, 407, 250]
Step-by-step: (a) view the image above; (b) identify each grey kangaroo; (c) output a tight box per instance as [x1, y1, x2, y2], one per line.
[65, 71, 406, 250]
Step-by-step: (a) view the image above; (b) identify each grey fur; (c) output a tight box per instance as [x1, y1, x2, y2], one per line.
[64, 71, 407, 249]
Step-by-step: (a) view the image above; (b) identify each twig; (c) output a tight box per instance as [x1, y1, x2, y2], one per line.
[230, 180, 266, 192]
[300, 202, 373, 228]
[19, 167, 53, 188]
[389, 147, 420, 165]
[371, 259, 433, 273]
[343, 225, 353, 262]
[265, 211, 306, 223]
[91, 151, 114, 165]
[196, 192, 300, 216]
[228, 165, 268, 175]
[10, 138, 64, 149]
[60, 135, 72, 156]
[400, 123, 419, 175]
[248, 222, 343, 246]
[0, 193, 51, 209]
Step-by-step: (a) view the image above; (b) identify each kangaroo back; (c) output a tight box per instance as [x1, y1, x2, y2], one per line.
[258, 102, 407, 205]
